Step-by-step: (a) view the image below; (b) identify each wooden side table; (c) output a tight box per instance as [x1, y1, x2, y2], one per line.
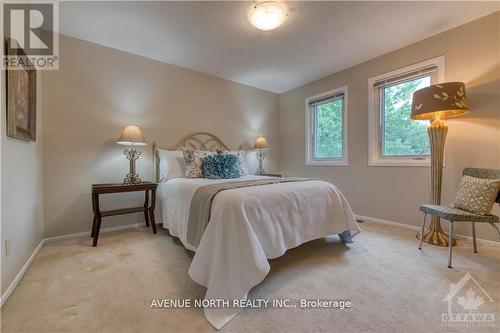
[91, 182, 158, 246]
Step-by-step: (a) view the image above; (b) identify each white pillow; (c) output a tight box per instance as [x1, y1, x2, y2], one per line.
[157, 150, 185, 181]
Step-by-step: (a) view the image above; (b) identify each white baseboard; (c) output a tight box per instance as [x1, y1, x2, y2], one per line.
[0, 239, 45, 307]
[44, 222, 144, 243]
[356, 214, 420, 231]
[355, 214, 500, 246]
[1, 222, 145, 307]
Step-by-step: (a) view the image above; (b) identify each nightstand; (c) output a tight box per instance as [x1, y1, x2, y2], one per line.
[91, 182, 158, 246]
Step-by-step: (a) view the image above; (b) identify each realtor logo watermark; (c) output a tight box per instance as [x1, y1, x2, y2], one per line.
[2, 1, 59, 70]
[442, 272, 495, 328]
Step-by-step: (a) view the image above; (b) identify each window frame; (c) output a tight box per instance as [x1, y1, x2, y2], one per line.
[368, 56, 445, 167]
[305, 86, 348, 166]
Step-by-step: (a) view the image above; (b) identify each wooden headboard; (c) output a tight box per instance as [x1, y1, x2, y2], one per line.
[152, 132, 230, 182]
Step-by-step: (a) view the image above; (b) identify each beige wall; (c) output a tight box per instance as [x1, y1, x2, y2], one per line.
[12, 13, 499, 246]
[279, 12, 500, 242]
[42, 35, 280, 237]
[1, 70, 44, 296]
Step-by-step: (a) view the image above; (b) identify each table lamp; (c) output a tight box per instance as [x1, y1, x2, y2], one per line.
[253, 135, 269, 175]
[411, 82, 469, 246]
[117, 125, 147, 184]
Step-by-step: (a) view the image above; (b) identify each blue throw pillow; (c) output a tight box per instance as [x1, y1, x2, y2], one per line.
[203, 154, 240, 179]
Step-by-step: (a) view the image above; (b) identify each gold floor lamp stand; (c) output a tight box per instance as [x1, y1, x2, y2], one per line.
[418, 117, 456, 247]
[411, 82, 468, 247]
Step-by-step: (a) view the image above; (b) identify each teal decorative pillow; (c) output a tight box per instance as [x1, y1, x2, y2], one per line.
[203, 154, 240, 179]
[216, 150, 249, 176]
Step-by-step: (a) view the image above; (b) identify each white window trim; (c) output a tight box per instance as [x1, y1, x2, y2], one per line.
[368, 56, 445, 167]
[305, 86, 348, 166]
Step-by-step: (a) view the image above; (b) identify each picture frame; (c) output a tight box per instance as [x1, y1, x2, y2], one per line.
[5, 38, 37, 142]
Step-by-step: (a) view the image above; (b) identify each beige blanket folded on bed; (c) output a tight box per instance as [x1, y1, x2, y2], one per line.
[186, 177, 317, 247]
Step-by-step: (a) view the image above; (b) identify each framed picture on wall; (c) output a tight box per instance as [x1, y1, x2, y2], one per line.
[5, 38, 37, 142]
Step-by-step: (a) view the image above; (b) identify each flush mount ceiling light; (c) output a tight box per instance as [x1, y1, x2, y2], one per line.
[249, 2, 287, 31]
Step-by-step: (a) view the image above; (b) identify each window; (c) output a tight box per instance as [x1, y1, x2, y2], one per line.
[381, 76, 430, 157]
[368, 56, 444, 166]
[305, 86, 348, 165]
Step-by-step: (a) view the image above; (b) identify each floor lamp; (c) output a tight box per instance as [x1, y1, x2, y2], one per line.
[411, 82, 469, 246]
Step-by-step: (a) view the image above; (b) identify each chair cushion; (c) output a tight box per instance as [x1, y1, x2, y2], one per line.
[419, 204, 499, 223]
[454, 175, 500, 215]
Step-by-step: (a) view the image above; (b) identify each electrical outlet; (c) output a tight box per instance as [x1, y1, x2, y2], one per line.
[5, 239, 11, 257]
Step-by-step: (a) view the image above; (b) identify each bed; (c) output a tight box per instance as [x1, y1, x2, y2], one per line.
[153, 133, 360, 329]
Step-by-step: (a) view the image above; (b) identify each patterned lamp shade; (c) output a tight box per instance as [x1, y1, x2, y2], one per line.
[117, 125, 147, 146]
[411, 82, 469, 120]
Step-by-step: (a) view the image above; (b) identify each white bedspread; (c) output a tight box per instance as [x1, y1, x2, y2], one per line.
[158, 175, 360, 329]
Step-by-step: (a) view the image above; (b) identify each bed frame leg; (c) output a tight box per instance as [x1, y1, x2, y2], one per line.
[339, 230, 353, 243]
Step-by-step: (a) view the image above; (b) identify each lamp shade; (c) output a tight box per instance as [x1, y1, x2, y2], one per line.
[117, 125, 147, 146]
[410, 82, 469, 120]
[253, 135, 269, 149]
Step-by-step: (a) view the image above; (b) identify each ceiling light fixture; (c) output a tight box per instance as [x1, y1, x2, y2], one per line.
[249, 2, 287, 31]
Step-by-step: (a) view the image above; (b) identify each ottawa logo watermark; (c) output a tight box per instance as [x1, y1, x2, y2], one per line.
[441, 272, 495, 328]
[2, 1, 59, 70]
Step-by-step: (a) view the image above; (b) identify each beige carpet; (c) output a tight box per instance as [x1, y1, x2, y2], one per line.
[1, 221, 499, 333]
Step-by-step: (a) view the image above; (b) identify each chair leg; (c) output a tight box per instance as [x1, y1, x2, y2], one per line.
[448, 222, 454, 269]
[472, 222, 477, 254]
[418, 213, 427, 250]
[489, 223, 500, 240]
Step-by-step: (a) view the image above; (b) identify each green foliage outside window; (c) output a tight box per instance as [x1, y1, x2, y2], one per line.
[313, 76, 430, 160]
[382, 77, 430, 156]
[315, 99, 343, 158]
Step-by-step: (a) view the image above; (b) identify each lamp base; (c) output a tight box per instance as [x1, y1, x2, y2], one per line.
[255, 149, 265, 175]
[419, 117, 456, 247]
[416, 219, 456, 247]
[123, 172, 142, 185]
[122, 148, 142, 185]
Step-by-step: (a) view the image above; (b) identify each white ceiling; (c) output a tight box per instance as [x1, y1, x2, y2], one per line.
[59, 1, 499, 93]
